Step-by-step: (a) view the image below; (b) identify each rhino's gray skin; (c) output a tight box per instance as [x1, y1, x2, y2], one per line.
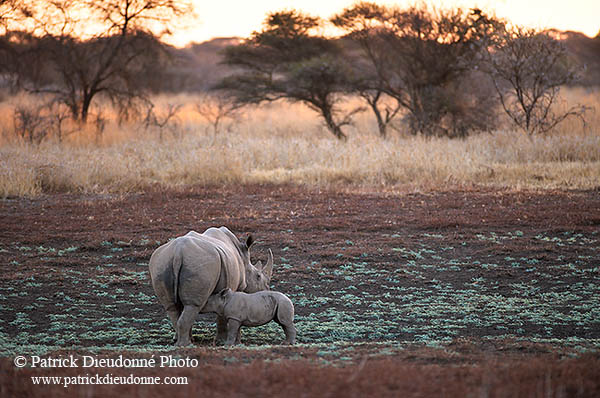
[204, 288, 296, 346]
[149, 227, 273, 346]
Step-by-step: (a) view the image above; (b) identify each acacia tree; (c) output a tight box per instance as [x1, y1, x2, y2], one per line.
[334, 3, 501, 136]
[8, 0, 192, 123]
[218, 10, 360, 140]
[332, 2, 402, 138]
[485, 26, 587, 135]
[386, 6, 502, 136]
[285, 55, 364, 140]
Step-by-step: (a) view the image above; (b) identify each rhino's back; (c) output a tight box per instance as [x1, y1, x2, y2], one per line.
[150, 234, 246, 307]
[149, 235, 216, 275]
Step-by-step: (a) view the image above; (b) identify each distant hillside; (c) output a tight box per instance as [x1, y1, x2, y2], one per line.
[559, 31, 600, 86]
[181, 38, 243, 90]
[151, 37, 241, 92]
[156, 32, 600, 93]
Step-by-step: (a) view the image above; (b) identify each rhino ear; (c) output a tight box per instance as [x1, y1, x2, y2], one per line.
[245, 234, 255, 249]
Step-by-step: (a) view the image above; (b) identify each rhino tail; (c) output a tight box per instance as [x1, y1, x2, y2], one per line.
[172, 246, 184, 305]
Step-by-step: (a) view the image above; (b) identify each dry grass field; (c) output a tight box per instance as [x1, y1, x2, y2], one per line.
[1, 89, 599, 198]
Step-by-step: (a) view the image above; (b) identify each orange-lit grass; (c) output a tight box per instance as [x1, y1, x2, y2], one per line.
[1, 90, 599, 197]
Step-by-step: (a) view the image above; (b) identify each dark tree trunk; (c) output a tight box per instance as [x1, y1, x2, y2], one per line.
[80, 92, 93, 123]
[370, 102, 387, 138]
[322, 108, 347, 141]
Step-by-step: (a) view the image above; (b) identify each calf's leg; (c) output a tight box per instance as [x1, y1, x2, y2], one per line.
[282, 324, 296, 345]
[276, 303, 296, 345]
[225, 319, 242, 346]
[216, 316, 228, 345]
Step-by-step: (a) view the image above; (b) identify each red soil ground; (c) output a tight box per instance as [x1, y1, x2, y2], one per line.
[1, 185, 599, 396]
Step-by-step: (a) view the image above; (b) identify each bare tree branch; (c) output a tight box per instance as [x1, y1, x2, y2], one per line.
[484, 26, 588, 135]
[4, 0, 192, 126]
[195, 93, 242, 136]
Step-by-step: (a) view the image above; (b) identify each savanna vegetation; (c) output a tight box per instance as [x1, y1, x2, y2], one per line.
[1, 92, 599, 198]
[0, 1, 598, 199]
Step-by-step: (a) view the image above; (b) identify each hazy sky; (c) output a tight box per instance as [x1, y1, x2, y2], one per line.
[166, 0, 599, 47]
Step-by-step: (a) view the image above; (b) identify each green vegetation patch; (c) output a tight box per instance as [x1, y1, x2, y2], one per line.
[0, 231, 599, 360]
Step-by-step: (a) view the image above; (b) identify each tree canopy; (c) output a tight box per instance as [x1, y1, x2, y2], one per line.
[219, 10, 360, 140]
[1, 0, 192, 123]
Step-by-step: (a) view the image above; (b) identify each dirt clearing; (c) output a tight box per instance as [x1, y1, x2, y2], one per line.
[1, 185, 599, 396]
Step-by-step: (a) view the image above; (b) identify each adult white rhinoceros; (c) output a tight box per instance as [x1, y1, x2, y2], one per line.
[149, 226, 273, 346]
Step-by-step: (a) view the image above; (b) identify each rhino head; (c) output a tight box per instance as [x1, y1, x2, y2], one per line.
[242, 235, 274, 293]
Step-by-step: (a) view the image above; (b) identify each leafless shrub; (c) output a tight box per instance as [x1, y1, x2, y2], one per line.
[45, 101, 77, 143]
[12, 102, 48, 145]
[485, 26, 590, 135]
[10, 99, 80, 145]
[90, 110, 107, 145]
[144, 102, 183, 140]
[195, 93, 242, 136]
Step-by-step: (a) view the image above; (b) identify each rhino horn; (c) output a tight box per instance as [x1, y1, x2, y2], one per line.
[264, 249, 274, 280]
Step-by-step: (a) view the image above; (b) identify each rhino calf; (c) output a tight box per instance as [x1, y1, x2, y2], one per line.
[205, 288, 296, 346]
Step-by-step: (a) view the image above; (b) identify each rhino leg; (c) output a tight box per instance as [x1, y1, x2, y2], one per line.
[276, 303, 296, 345]
[215, 316, 228, 345]
[166, 308, 181, 342]
[282, 324, 296, 345]
[216, 316, 242, 345]
[175, 305, 201, 346]
[225, 319, 241, 346]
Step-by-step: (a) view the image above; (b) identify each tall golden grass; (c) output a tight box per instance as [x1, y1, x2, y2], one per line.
[1, 89, 599, 197]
